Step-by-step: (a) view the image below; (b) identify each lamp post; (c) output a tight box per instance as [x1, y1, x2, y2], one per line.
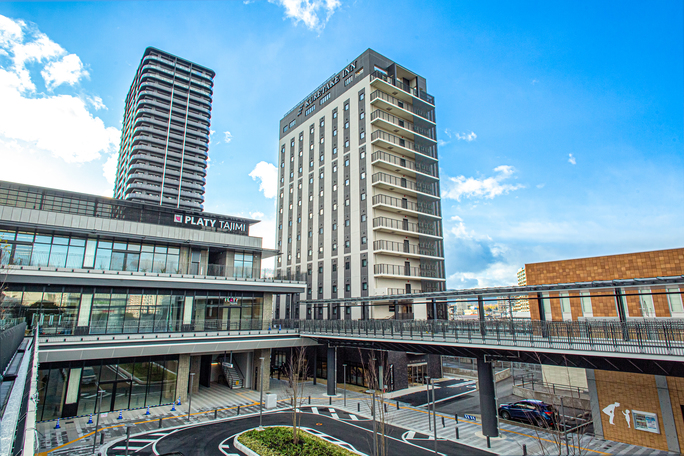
[431, 377, 437, 454]
[92, 386, 104, 454]
[426, 376, 431, 431]
[187, 373, 195, 421]
[259, 356, 265, 430]
[343, 364, 347, 407]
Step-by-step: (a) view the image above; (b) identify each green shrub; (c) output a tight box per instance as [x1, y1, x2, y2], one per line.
[238, 426, 355, 456]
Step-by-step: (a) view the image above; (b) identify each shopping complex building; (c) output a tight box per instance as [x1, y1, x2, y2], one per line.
[0, 180, 306, 422]
[526, 248, 684, 453]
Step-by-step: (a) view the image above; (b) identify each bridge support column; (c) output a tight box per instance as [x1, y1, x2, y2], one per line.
[327, 346, 337, 396]
[477, 355, 499, 438]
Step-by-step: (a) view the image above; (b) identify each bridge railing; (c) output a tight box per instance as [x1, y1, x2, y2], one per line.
[272, 318, 684, 357]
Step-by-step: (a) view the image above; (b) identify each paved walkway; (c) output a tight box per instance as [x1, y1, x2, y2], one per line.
[36, 380, 678, 456]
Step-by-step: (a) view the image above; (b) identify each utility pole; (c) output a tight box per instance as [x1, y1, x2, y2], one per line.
[431, 378, 437, 454]
[426, 376, 431, 431]
[343, 364, 347, 407]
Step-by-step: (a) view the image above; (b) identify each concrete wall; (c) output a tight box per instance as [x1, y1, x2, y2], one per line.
[542, 365, 588, 389]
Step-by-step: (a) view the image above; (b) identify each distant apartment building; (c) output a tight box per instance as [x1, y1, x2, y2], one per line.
[525, 248, 684, 453]
[274, 49, 446, 321]
[114, 47, 215, 210]
[515, 266, 530, 313]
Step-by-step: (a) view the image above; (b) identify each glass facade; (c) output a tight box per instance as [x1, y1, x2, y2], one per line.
[36, 356, 178, 421]
[2, 286, 264, 334]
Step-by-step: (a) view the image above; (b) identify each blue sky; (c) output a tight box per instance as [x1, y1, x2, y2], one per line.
[0, 1, 682, 287]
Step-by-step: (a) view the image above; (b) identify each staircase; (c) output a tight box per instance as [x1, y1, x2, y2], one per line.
[221, 362, 244, 389]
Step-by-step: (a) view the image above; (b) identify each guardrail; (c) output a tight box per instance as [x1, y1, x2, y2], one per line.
[272, 318, 684, 357]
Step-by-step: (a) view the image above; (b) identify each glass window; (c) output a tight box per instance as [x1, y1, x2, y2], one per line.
[0, 230, 15, 241]
[13, 244, 32, 265]
[53, 236, 69, 245]
[139, 251, 154, 272]
[16, 232, 34, 242]
[126, 253, 140, 272]
[113, 242, 127, 251]
[667, 287, 684, 316]
[35, 234, 52, 244]
[94, 246, 112, 270]
[580, 292, 593, 317]
[110, 251, 126, 271]
[31, 243, 51, 266]
[48, 244, 68, 268]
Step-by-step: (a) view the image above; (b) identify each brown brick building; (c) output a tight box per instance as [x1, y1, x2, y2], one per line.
[525, 248, 684, 452]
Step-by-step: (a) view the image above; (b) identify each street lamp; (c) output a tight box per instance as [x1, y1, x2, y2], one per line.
[92, 386, 105, 453]
[342, 364, 347, 407]
[187, 373, 195, 421]
[259, 356, 265, 430]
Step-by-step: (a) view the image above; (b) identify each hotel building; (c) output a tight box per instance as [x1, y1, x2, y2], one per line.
[113, 47, 214, 210]
[274, 49, 446, 321]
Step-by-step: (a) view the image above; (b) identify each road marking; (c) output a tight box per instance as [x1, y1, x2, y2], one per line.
[328, 408, 339, 419]
[416, 386, 477, 407]
[311, 407, 319, 414]
[128, 438, 157, 442]
[406, 431, 415, 439]
[348, 414, 358, 421]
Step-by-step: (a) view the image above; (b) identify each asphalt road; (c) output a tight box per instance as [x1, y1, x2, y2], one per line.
[105, 407, 495, 456]
[392, 379, 477, 407]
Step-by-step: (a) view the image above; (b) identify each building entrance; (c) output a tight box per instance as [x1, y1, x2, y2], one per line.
[408, 363, 427, 386]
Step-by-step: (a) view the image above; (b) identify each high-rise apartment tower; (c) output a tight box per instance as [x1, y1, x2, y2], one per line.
[275, 49, 446, 320]
[114, 47, 215, 210]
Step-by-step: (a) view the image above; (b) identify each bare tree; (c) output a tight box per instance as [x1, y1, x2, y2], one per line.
[283, 345, 308, 444]
[358, 349, 392, 456]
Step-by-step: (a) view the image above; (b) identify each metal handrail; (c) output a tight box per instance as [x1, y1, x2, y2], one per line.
[371, 130, 437, 159]
[370, 150, 438, 178]
[272, 318, 684, 357]
[372, 194, 440, 216]
[370, 71, 435, 105]
[370, 109, 436, 140]
[369, 90, 435, 122]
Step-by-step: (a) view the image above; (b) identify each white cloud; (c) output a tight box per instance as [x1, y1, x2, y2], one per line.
[224, 131, 233, 144]
[41, 53, 88, 89]
[536, 183, 546, 189]
[438, 139, 449, 147]
[568, 153, 576, 165]
[532, 79, 539, 85]
[268, 0, 341, 31]
[442, 165, 525, 201]
[249, 161, 278, 199]
[0, 14, 119, 185]
[455, 131, 477, 141]
[102, 151, 119, 185]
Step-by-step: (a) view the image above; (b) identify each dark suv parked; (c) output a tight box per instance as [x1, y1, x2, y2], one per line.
[498, 399, 557, 428]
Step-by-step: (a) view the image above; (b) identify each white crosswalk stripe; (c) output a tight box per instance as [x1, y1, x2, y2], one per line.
[348, 414, 358, 420]
[328, 408, 339, 419]
[311, 406, 319, 414]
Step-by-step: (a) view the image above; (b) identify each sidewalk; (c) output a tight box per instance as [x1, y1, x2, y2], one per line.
[36, 379, 678, 456]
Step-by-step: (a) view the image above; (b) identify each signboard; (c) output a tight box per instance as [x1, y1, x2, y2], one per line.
[464, 414, 477, 421]
[173, 213, 248, 235]
[633, 410, 659, 434]
[296, 61, 358, 116]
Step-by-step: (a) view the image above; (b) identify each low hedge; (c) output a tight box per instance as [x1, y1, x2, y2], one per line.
[238, 426, 355, 456]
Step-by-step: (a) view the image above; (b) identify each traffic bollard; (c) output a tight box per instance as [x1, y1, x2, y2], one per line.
[384, 403, 387, 413]
[456, 426, 459, 439]
[100, 433, 105, 445]
[158, 418, 163, 428]
[522, 444, 527, 455]
[396, 400, 399, 410]
[442, 416, 445, 428]
[237, 405, 241, 415]
[214, 409, 218, 420]
[357, 403, 360, 412]
[329, 397, 332, 406]
[309, 396, 311, 404]
[487, 436, 491, 448]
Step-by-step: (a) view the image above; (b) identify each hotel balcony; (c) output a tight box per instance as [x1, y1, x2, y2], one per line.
[371, 130, 437, 161]
[371, 172, 439, 199]
[370, 70, 435, 106]
[373, 263, 445, 280]
[371, 150, 438, 180]
[370, 109, 436, 142]
[372, 216, 442, 239]
[370, 90, 435, 124]
[373, 240, 443, 260]
[371, 194, 441, 219]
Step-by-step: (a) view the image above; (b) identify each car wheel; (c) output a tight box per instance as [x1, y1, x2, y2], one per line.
[501, 411, 511, 420]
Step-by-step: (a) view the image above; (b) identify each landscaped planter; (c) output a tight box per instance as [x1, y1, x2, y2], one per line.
[236, 426, 357, 456]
